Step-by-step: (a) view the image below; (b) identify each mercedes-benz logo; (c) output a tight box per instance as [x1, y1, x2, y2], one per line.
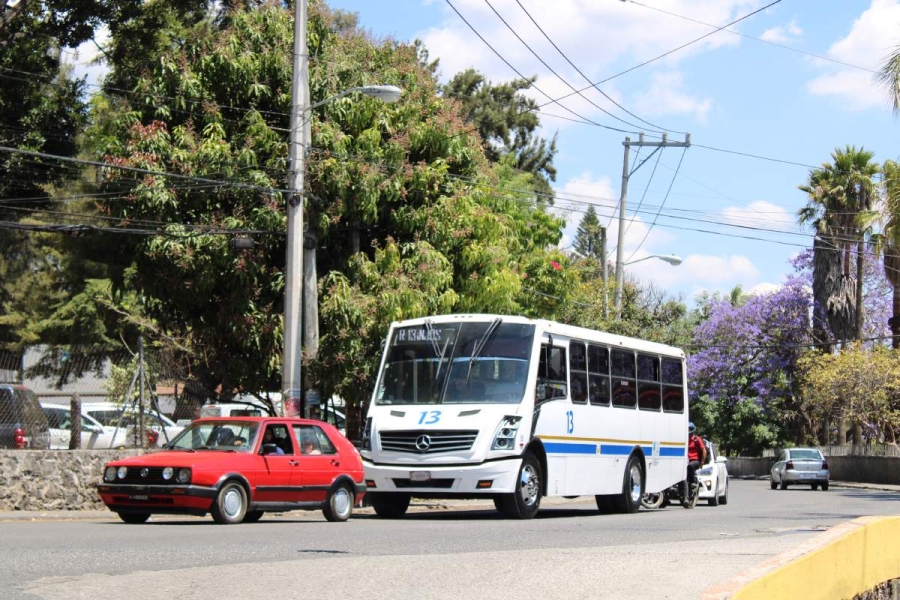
[140, 468, 149, 478]
[415, 435, 432, 452]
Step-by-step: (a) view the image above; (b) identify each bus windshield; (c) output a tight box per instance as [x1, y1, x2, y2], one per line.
[375, 320, 535, 405]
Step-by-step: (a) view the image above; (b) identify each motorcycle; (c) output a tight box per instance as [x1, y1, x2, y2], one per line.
[641, 478, 700, 510]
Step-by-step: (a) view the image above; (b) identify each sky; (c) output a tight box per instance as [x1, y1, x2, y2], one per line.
[68, 0, 900, 305]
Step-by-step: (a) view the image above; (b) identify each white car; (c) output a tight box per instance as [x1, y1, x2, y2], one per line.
[696, 439, 729, 506]
[200, 401, 269, 419]
[81, 402, 183, 447]
[40, 402, 130, 449]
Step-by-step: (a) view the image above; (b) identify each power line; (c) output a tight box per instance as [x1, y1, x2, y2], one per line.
[625, 0, 879, 75]
[626, 147, 687, 262]
[513, 0, 683, 135]
[443, 0, 642, 135]
[483, 0, 666, 134]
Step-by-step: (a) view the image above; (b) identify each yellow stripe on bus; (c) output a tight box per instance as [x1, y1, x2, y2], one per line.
[538, 435, 684, 447]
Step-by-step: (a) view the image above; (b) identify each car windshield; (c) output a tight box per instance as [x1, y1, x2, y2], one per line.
[375, 321, 535, 405]
[88, 409, 174, 428]
[166, 421, 259, 452]
[789, 449, 822, 460]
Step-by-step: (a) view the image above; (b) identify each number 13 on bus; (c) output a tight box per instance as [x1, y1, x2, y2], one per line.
[360, 314, 689, 519]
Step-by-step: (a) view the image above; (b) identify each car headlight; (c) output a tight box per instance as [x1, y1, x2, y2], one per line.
[162, 467, 174, 480]
[697, 466, 713, 476]
[176, 468, 191, 484]
[104, 466, 117, 482]
[116, 466, 128, 480]
[491, 416, 522, 450]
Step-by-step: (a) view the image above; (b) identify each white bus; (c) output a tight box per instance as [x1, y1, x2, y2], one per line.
[360, 314, 689, 519]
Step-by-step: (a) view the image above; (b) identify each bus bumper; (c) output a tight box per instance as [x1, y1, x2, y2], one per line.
[362, 457, 523, 494]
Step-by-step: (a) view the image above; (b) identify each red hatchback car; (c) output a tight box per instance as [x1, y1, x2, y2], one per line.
[98, 417, 365, 524]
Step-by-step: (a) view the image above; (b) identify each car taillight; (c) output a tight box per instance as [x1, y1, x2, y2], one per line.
[146, 430, 160, 445]
[786, 461, 794, 470]
[13, 427, 26, 449]
[822, 460, 828, 470]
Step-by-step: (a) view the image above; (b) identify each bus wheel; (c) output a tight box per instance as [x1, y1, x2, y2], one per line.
[613, 454, 643, 513]
[369, 492, 411, 519]
[497, 453, 542, 519]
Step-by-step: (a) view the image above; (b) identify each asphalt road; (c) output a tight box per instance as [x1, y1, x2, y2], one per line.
[3, 480, 899, 600]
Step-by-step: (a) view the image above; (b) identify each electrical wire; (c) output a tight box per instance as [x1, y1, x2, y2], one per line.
[626, 147, 687, 262]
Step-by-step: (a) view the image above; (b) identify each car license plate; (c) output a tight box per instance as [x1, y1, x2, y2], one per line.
[800, 472, 815, 478]
[410, 471, 431, 482]
[132, 494, 148, 500]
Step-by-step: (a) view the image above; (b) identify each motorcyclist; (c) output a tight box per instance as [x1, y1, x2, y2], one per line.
[686, 422, 707, 500]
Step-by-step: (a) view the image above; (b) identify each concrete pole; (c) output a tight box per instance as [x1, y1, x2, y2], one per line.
[613, 137, 631, 315]
[282, 0, 308, 417]
[601, 226, 608, 320]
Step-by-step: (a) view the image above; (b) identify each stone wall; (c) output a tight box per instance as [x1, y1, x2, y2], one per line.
[0, 449, 145, 511]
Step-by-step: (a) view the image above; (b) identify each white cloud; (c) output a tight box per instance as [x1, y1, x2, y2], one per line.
[720, 200, 797, 230]
[806, 0, 900, 109]
[420, 0, 754, 125]
[632, 72, 713, 122]
[748, 281, 782, 295]
[680, 254, 760, 286]
[760, 20, 802, 44]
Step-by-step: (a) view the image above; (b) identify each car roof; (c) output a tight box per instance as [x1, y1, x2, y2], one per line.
[193, 416, 332, 426]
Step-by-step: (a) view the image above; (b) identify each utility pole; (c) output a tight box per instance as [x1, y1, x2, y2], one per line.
[283, 0, 308, 417]
[613, 132, 690, 315]
[601, 226, 608, 320]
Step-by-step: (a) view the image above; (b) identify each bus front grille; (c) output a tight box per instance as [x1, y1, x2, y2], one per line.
[379, 430, 478, 454]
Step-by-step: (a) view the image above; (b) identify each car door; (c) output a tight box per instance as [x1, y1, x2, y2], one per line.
[255, 422, 302, 503]
[293, 424, 341, 503]
[712, 444, 726, 495]
[772, 451, 786, 479]
[43, 406, 69, 449]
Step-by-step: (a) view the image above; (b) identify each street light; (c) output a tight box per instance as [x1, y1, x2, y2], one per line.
[283, 0, 402, 417]
[613, 254, 683, 315]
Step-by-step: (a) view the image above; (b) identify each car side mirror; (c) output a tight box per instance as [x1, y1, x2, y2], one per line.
[716, 456, 727, 464]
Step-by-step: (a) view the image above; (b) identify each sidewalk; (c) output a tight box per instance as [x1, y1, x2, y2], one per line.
[0, 480, 895, 522]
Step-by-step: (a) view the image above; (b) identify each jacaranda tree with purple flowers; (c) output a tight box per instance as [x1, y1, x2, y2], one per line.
[688, 280, 813, 456]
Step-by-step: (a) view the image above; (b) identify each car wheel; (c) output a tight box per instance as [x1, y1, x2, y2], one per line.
[211, 481, 248, 524]
[612, 453, 643, 514]
[719, 481, 728, 505]
[497, 453, 542, 519]
[242, 510, 264, 523]
[821, 481, 829, 491]
[641, 492, 665, 510]
[779, 479, 789, 490]
[770, 478, 777, 490]
[708, 492, 719, 507]
[369, 492, 411, 519]
[323, 483, 354, 522]
[117, 512, 150, 524]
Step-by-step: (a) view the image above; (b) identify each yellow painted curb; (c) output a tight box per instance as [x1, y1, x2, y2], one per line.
[702, 516, 900, 600]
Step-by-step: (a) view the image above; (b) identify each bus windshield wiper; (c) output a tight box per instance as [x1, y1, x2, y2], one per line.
[467, 318, 502, 382]
[425, 319, 452, 381]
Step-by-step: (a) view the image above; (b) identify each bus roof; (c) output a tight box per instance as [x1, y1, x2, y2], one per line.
[389, 314, 685, 359]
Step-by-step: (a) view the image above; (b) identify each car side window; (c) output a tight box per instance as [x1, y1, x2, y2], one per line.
[293, 424, 336, 455]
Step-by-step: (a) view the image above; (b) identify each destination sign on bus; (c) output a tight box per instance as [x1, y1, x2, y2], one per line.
[393, 326, 455, 345]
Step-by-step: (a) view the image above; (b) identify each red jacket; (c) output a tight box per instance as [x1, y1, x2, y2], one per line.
[688, 434, 705, 462]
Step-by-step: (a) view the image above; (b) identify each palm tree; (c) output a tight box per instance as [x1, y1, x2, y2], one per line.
[868, 159, 900, 349]
[877, 46, 900, 114]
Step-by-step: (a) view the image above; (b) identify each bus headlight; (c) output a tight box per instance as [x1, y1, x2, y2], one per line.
[491, 416, 522, 450]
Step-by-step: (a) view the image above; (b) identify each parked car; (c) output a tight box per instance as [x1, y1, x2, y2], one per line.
[81, 402, 183, 447]
[0, 384, 50, 449]
[40, 402, 129, 449]
[97, 417, 365, 524]
[770, 447, 830, 490]
[200, 402, 269, 419]
[696, 439, 729, 506]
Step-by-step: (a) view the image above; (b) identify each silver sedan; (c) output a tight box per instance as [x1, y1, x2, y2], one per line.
[770, 447, 829, 490]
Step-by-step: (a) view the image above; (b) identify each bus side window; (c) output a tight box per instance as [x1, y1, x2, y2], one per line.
[662, 358, 685, 413]
[537, 343, 568, 402]
[611, 349, 636, 408]
[570, 342, 588, 404]
[588, 345, 610, 406]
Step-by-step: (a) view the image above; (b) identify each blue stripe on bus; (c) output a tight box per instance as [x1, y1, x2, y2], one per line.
[599, 444, 632, 455]
[660, 447, 685, 457]
[543, 442, 597, 454]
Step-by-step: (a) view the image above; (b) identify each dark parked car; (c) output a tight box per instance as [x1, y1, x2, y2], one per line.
[0, 384, 51, 449]
[98, 417, 366, 524]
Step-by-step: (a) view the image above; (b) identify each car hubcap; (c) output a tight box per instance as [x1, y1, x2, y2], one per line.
[223, 488, 242, 517]
[519, 464, 539, 507]
[629, 464, 642, 503]
[333, 488, 351, 516]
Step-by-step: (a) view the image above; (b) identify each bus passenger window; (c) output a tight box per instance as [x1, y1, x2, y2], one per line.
[662, 358, 685, 413]
[637, 354, 661, 411]
[611, 349, 636, 408]
[569, 342, 587, 404]
[588, 345, 610, 406]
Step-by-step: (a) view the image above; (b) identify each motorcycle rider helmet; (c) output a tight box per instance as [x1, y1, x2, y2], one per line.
[688, 421, 695, 433]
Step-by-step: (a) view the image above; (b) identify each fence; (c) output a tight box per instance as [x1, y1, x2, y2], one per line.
[0, 342, 212, 450]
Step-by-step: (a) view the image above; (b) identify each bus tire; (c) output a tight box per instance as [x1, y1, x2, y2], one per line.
[613, 453, 643, 514]
[369, 492, 411, 519]
[497, 453, 542, 519]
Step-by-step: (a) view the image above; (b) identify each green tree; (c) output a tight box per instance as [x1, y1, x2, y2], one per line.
[443, 69, 557, 197]
[573, 205, 605, 260]
[866, 159, 900, 349]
